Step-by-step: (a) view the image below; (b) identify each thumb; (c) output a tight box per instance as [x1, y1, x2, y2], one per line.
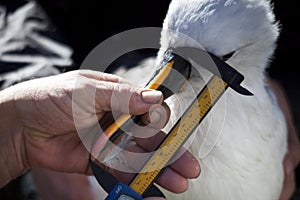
[96, 82, 163, 115]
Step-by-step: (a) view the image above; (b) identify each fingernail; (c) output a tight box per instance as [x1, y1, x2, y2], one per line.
[141, 90, 162, 104]
[150, 110, 161, 123]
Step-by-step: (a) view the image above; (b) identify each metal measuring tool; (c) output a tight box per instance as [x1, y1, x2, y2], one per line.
[90, 47, 253, 200]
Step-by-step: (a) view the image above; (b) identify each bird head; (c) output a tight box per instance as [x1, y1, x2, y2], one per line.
[157, 0, 279, 77]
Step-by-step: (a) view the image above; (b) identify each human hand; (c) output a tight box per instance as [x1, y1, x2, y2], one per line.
[280, 126, 300, 200]
[266, 79, 300, 200]
[279, 105, 300, 200]
[0, 70, 200, 197]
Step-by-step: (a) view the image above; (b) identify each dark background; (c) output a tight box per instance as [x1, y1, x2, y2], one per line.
[0, 0, 299, 199]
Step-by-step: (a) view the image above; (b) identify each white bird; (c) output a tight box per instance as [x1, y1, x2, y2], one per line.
[155, 0, 288, 199]
[0, 0, 287, 199]
[107, 0, 288, 200]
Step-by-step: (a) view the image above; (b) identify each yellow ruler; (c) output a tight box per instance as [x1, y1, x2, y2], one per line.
[129, 75, 228, 194]
[90, 48, 252, 200]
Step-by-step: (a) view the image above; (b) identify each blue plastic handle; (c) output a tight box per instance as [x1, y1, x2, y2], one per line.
[105, 182, 142, 200]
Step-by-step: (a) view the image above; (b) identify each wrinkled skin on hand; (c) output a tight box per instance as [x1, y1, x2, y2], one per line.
[0, 70, 200, 200]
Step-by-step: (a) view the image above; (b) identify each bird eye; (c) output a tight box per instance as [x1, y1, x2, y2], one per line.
[220, 51, 235, 61]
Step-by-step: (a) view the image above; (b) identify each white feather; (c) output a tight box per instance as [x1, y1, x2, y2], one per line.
[91, 0, 287, 199]
[158, 0, 287, 199]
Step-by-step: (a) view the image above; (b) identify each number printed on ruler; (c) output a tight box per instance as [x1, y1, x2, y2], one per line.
[129, 75, 228, 195]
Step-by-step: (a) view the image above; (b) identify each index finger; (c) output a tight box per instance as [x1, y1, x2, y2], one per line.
[78, 69, 135, 84]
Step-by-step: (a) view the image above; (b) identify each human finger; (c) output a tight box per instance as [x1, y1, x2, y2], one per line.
[104, 166, 188, 194]
[134, 131, 200, 179]
[279, 155, 296, 200]
[101, 137, 193, 194]
[141, 102, 171, 129]
[75, 70, 122, 83]
[95, 81, 163, 115]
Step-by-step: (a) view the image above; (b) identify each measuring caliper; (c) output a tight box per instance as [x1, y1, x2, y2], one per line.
[89, 47, 253, 200]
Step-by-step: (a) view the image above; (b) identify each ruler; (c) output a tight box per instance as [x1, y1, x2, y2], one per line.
[90, 47, 252, 200]
[129, 75, 228, 195]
